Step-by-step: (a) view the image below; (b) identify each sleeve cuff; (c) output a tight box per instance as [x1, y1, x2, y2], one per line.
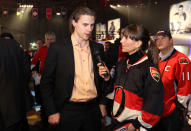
[132, 118, 142, 129]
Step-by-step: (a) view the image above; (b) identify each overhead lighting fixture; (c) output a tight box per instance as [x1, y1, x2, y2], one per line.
[21, 10, 24, 14]
[110, 5, 116, 8]
[19, 4, 33, 8]
[56, 12, 61, 16]
[16, 11, 21, 16]
[117, 4, 121, 7]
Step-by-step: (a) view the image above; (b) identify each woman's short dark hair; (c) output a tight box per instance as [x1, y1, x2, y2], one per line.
[121, 24, 159, 65]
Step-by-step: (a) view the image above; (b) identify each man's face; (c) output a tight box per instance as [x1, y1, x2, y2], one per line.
[178, 7, 183, 15]
[73, 15, 95, 41]
[155, 36, 173, 51]
[45, 35, 55, 47]
[36, 40, 43, 47]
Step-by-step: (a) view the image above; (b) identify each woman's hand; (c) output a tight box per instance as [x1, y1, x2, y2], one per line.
[97, 63, 110, 81]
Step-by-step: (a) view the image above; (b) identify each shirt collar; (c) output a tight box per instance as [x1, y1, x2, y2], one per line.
[71, 34, 90, 51]
[159, 48, 175, 61]
[71, 34, 79, 46]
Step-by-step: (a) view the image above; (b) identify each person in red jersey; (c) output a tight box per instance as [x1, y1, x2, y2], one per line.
[31, 32, 56, 76]
[31, 31, 56, 126]
[98, 24, 164, 131]
[152, 30, 191, 131]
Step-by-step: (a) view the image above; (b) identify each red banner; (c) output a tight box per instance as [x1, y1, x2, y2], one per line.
[46, 8, 52, 19]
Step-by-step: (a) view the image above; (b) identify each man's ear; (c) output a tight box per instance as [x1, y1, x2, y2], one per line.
[136, 40, 142, 48]
[72, 20, 76, 27]
[170, 38, 173, 43]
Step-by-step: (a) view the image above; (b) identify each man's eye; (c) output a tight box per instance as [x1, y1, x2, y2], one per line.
[83, 24, 88, 26]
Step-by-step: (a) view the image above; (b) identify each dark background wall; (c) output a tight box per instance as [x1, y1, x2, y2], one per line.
[101, 1, 174, 35]
[0, 1, 183, 48]
[0, 12, 70, 48]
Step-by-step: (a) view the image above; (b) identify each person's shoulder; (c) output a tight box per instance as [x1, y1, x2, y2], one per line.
[90, 40, 103, 48]
[174, 50, 189, 59]
[138, 60, 160, 81]
[51, 38, 72, 48]
[175, 50, 191, 64]
[38, 45, 48, 52]
[0, 39, 19, 47]
[40, 45, 47, 49]
[56, 38, 71, 44]
[89, 40, 99, 45]
[135, 59, 157, 72]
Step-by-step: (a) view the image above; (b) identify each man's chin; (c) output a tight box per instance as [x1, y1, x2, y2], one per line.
[83, 37, 89, 41]
[157, 46, 163, 50]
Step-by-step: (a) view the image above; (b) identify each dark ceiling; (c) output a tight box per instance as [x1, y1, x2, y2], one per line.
[0, 0, 185, 9]
[0, 0, 186, 13]
[0, 0, 101, 15]
[0, 0, 186, 46]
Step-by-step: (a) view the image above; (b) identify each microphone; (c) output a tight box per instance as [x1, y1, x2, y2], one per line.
[94, 48, 109, 78]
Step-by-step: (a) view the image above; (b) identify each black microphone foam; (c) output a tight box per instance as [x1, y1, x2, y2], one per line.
[94, 48, 109, 78]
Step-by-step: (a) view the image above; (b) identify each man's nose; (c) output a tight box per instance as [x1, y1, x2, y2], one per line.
[87, 26, 93, 32]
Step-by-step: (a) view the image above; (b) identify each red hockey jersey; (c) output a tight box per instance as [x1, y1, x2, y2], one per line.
[111, 55, 164, 130]
[31, 46, 48, 74]
[159, 49, 191, 117]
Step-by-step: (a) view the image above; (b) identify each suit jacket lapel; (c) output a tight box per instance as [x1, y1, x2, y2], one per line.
[66, 38, 75, 82]
[89, 41, 99, 90]
[89, 41, 96, 69]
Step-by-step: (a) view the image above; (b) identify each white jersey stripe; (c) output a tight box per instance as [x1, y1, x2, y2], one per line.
[113, 101, 142, 122]
[112, 102, 152, 128]
[182, 72, 185, 81]
[106, 91, 115, 100]
[138, 116, 152, 129]
[187, 72, 190, 80]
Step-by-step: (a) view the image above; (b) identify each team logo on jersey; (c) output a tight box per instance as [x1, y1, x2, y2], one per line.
[150, 67, 160, 82]
[179, 57, 189, 64]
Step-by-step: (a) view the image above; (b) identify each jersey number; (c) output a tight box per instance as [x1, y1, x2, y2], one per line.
[182, 72, 190, 80]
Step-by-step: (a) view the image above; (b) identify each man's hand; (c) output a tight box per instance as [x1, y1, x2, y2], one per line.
[48, 113, 60, 125]
[32, 71, 41, 85]
[99, 104, 107, 118]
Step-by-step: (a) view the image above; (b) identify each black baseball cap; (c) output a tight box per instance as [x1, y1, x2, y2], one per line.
[155, 30, 172, 38]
